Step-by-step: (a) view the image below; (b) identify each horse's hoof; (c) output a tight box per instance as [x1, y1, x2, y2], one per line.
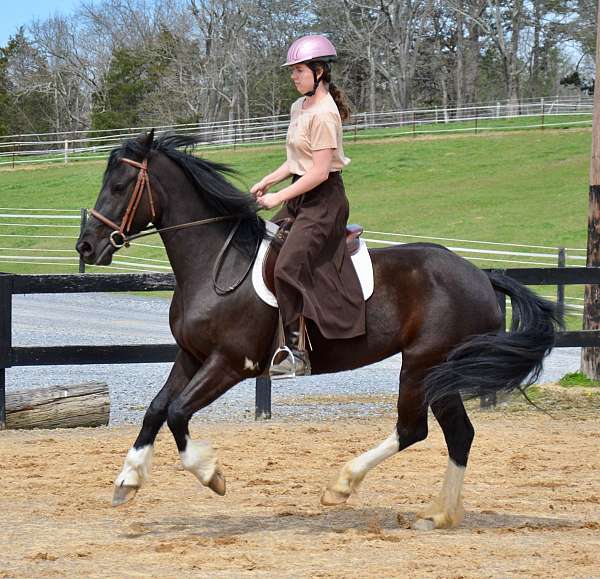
[411, 517, 436, 531]
[320, 487, 350, 506]
[112, 484, 139, 506]
[207, 470, 226, 496]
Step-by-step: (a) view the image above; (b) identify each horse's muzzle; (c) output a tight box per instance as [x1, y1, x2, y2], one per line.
[76, 238, 114, 266]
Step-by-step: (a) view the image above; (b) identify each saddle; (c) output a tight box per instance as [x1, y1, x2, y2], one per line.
[262, 218, 364, 295]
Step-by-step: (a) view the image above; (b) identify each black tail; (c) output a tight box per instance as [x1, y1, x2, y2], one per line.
[424, 272, 562, 404]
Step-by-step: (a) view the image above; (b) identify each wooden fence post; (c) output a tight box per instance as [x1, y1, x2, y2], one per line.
[557, 247, 566, 329]
[541, 97, 545, 131]
[0, 274, 13, 429]
[79, 208, 87, 273]
[255, 376, 271, 419]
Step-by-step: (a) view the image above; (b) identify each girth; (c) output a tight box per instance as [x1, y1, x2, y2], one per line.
[262, 219, 364, 296]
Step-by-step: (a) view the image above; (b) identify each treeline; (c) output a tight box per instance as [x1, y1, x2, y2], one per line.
[0, 0, 595, 137]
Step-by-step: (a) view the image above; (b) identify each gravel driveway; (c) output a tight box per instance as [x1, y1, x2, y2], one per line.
[8, 294, 581, 425]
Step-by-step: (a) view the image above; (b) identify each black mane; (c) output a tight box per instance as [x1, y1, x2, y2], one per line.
[106, 132, 266, 253]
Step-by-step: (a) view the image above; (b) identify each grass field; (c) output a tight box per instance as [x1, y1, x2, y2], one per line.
[0, 127, 590, 240]
[0, 125, 592, 327]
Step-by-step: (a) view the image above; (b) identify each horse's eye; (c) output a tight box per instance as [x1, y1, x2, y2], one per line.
[113, 182, 127, 193]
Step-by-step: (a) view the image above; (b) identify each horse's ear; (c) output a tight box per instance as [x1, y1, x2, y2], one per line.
[138, 129, 155, 151]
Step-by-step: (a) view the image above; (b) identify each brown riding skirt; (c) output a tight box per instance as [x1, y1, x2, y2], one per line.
[272, 172, 366, 340]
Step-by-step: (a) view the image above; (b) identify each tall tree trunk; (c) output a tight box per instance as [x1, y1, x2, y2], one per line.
[463, 1, 484, 105]
[455, 9, 465, 108]
[368, 42, 376, 114]
[530, 0, 542, 98]
[508, 0, 523, 110]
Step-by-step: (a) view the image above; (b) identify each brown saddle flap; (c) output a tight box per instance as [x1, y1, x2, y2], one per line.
[263, 220, 363, 297]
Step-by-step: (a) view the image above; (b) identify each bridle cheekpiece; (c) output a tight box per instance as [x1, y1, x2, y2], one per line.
[89, 157, 156, 248]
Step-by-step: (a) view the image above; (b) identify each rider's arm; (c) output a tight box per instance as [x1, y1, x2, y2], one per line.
[273, 148, 333, 203]
[251, 161, 293, 197]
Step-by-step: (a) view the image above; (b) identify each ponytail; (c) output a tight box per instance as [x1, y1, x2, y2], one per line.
[309, 61, 352, 123]
[328, 80, 352, 123]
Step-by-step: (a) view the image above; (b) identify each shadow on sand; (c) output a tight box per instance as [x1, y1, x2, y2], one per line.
[120, 506, 589, 539]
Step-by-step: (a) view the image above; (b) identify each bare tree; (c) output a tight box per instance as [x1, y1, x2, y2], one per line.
[0, 0, 589, 135]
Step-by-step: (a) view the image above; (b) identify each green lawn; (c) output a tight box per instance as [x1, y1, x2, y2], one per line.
[0, 126, 592, 328]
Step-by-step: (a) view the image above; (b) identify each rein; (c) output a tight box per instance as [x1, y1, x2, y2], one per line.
[90, 155, 261, 295]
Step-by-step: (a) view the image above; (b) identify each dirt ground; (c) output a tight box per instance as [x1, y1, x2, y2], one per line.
[1, 387, 599, 578]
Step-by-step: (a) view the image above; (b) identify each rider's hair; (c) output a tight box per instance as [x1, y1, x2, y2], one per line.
[310, 61, 352, 122]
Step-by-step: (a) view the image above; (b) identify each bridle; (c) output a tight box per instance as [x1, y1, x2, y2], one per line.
[89, 156, 239, 249]
[90, 157, 157, 248]
[88, 155, 261, 295]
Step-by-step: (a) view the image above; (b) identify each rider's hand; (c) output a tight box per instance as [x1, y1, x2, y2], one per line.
[250, 179, 270, 198]
[256, 192, 282, 210]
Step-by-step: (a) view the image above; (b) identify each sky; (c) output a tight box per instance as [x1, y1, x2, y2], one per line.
[0, 0, 83, 46]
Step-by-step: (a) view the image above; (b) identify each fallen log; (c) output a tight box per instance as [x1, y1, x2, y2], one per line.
[6, 381, 109, 429]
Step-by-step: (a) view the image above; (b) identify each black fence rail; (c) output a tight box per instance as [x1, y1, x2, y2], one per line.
[1, 267, 599, 428]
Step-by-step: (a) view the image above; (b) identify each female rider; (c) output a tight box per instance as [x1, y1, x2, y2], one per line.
[251, 35, 365, 379]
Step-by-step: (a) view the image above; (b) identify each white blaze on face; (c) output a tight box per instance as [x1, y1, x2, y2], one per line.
[179, 435, 218, 485]
[115, 445, 154, 488]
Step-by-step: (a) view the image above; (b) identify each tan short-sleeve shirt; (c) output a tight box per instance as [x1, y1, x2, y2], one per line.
[286, 93, 351, 176]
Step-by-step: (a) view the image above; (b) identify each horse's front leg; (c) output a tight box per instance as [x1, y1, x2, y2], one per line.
[166, 351, 243, 496]
[112, 350, 200, 506]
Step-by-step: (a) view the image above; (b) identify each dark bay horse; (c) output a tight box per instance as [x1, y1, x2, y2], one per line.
[76, 131, 559, 530]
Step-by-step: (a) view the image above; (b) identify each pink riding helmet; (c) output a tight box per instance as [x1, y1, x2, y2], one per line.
[282, 35, 337, 67]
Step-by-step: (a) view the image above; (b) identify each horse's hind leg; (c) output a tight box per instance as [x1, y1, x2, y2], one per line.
[321, 359, 429, 506]
[113, 351, 199, 506]
[413, 393, 474, 530]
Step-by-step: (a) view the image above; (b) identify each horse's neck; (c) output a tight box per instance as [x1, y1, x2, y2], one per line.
[157, 189, 227, 287]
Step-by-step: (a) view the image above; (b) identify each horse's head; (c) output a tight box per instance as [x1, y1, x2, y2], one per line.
[76, 130, 157, 266]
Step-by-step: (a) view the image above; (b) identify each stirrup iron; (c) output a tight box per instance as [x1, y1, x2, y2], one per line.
[269, 346, 297, 380]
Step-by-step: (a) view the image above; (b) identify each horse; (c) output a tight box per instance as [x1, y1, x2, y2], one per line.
[76, 131, 560, 530]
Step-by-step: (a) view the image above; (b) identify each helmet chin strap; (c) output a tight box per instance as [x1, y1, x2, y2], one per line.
[303, 62, 329, 97]
[303, 69, 320, 96]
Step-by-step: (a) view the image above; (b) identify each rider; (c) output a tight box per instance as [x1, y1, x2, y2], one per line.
[251, 34, 366, 379]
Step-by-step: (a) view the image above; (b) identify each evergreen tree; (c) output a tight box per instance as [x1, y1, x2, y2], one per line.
[91, 45, 165, 130]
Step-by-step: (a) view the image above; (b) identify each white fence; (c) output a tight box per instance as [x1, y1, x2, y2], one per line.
[0, 95, 592, 167]
[0, 208, 586, 316]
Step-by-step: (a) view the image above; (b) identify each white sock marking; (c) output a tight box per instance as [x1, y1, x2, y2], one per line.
[439, 459, 466, 510]
[331, 431, 400, 495]
[415, 458, 467, 529]
[350, 431, 400, 476]
[179, 435, 218, 485]
[115, 445, 154, 487]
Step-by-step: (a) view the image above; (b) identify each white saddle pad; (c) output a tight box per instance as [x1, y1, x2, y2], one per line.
[252, 221, 374, 308]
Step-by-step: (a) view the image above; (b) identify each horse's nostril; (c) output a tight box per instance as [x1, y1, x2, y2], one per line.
[77, 240, 93, 257]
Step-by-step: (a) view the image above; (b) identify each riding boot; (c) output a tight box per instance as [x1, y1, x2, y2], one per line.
[269, 318, 311, 380]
